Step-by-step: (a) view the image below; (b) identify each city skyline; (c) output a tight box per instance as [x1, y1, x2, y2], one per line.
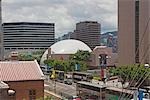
[2, 0, 117, 37]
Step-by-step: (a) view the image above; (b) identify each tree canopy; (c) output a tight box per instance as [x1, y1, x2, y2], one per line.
[109, 64, 150, 86]
[70, 50, 91, 61]
[18, 50, 44, 63]
[44, 50, 91, 73]
[44, 59, 87, 73]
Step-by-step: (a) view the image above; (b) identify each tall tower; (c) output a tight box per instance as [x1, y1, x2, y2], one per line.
[118, 0, 150, 65]
[74, 21, 101, 50]
[0, 0, 3, 60]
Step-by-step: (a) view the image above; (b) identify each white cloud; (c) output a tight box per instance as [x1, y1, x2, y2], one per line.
[2, 0, 117, 37]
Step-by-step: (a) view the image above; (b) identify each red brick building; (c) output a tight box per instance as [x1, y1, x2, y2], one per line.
[0, 60, 44, 100]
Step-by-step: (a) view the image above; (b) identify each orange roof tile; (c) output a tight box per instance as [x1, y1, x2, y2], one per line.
[0, 60, 44, 81]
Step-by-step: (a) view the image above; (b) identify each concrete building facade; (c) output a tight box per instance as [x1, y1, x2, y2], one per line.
[2, 22, 55, 58]
[90, 46, 118, 68]
[139, 0, 150, 64]
[118, 0, 150, 65]
[74, 21, 101, 50]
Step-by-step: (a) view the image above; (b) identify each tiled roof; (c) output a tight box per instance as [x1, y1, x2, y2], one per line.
[0, 60, 44, 81]
[0, 81, 9, 89]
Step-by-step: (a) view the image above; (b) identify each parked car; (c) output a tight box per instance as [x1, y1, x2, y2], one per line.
[68, 96, 81, 100]
[72, 96, 81, 100]
[64, 79, 72, 85]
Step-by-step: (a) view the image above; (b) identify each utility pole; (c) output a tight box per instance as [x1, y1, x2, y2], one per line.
[54, 78, 56, 93]
[50, 69, 56, 93]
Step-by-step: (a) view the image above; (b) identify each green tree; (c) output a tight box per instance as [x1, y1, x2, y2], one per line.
[70, 50, 91, 61]
[44, 59, 55, 67]
[43, 50, 90, 72]
[77, 61, 87, 71]
[44, 59, 67, 72]
[68, 60, 76, 71]
[43, 59, 88, 72]
[18, 53, 34, 61]
[109, 64, 150, 87]
[18, 50, 44, 64]
[61, 60, 69, 72]
[69, 50, 90, 71]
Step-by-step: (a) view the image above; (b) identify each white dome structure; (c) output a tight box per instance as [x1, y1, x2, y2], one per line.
[40, 39, 92, 65]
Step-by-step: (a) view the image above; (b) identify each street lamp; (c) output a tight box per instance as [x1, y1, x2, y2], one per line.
[98, 55, 104, 100]
[106, 55, 109, 59]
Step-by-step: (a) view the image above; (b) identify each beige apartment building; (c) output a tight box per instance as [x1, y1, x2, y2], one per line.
[118, 0, 150, 65]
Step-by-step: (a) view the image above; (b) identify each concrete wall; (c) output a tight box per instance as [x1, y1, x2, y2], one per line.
[90, 46, 117, 68]
[139, 0, 150, 64]
[118, 0, 136, 65]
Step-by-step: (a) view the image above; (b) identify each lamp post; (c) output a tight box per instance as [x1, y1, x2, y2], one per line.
[98, 55, 103, 100]
[73, 56, 76, 72]
[54, 78, 56, 93]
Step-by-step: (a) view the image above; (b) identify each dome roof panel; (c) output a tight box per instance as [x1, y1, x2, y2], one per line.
[51, 39, 92, 54]
[40, 39, 92, 65]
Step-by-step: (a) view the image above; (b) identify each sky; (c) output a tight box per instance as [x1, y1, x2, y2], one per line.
[2, 0, 118, 38]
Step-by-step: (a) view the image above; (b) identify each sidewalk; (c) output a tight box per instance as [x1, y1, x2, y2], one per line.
[44, 90, 63, 100]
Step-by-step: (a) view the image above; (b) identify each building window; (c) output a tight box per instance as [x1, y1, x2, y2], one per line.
[29, 90, 36, 100]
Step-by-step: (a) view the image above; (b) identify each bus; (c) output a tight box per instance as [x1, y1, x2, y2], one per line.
[76, 81, 106, 100]
[72, 72, 93, 83]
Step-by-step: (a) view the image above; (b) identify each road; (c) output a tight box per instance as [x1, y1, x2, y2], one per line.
[44, 80, 76, 98]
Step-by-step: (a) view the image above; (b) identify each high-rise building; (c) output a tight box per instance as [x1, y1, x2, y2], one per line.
[0, 0, 3, 60]
[2, 22, 55, 58]
[100, 31, 118, 53]
[74, 21, 101, 50]
[118, 0, 150, 65]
